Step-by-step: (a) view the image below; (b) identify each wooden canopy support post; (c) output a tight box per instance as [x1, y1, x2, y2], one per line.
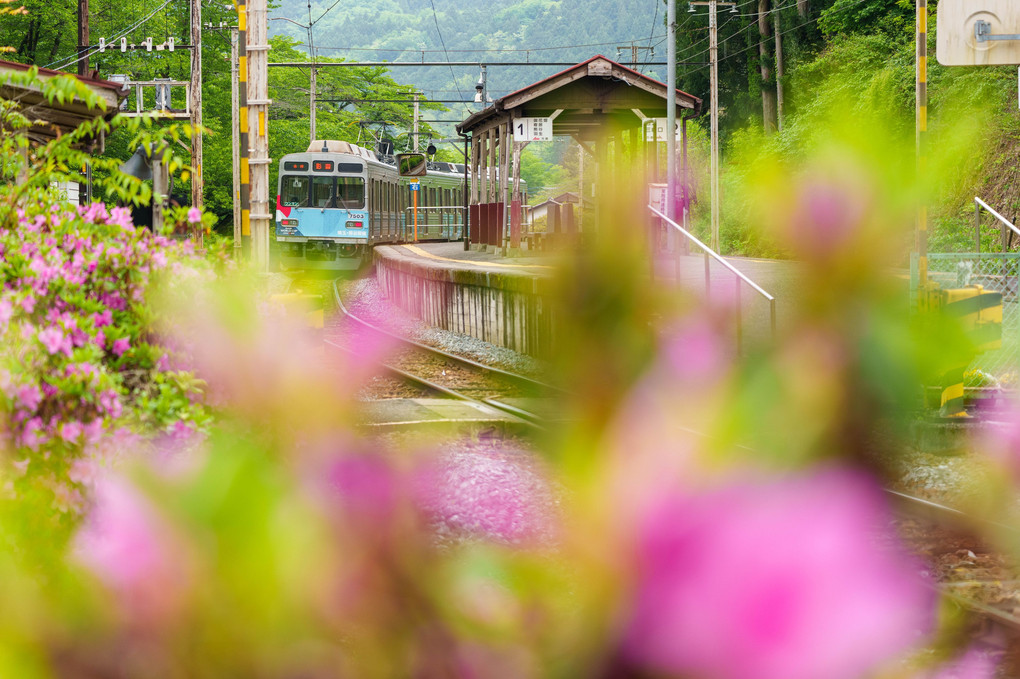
[498, 121, 509, 250]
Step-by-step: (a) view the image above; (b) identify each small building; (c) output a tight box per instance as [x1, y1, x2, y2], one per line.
[1, 59, 128, 204]
[457, 55, 701, 252]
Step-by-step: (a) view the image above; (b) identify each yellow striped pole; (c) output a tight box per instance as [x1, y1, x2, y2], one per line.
[237, 2, 251, 257]
[917, 0, 928, 309]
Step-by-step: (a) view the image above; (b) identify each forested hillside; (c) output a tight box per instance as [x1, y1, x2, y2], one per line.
[3, 0, 1019, 252]
[270, 0, 664, 102]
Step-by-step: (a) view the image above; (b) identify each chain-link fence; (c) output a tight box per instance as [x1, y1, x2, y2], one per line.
[913, 252, 1020, 381]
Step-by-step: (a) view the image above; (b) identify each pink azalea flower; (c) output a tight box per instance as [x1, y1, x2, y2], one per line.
[15, 383, 42, 411]
[94, 330, 106, 349]
[623, 468, 933, 679]
[59, 421, 84, 443]
[20, 295, 35, 314]
[112, 337, 130, 357]
[99, 390, 122, 418]
[37, 326, 65, 355]
[83, 418, 104, 443]
[21, 417, 44, 450]
[187, 207, 202, 224]
[0, 299, 12, 325]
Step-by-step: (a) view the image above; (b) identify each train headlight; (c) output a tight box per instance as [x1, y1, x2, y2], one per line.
[345, 221, 364, 229]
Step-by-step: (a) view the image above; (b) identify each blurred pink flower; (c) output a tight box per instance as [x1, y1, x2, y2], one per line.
[662, 317, 733, 384]
[37, 327, 62, 353]
[788, 180, 867, 260]
[623, 467, 933, 679]
[0, 299, 12, 325]
[187, 207, 202, 224]
[112, 337, 130, 357]
[327, 453, 399, 526]
[73, 475, 192, 621]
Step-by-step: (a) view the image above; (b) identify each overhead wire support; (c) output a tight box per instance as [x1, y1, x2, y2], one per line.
[267, 61, 688, 68]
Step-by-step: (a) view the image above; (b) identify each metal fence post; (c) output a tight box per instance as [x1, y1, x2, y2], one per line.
[974, 199, 981, 253]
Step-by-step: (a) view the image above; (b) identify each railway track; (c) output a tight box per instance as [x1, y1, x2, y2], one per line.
[888, 490, 1020, 637]
[327, 278, 566, 429]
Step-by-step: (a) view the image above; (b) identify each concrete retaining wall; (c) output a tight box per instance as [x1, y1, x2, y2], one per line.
[373, 246, 554, 358]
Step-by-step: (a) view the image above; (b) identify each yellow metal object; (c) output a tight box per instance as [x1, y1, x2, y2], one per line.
[930, 284, 1004, 418]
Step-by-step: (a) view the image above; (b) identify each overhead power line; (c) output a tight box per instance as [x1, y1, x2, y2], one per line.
[45, 0, 174, 70]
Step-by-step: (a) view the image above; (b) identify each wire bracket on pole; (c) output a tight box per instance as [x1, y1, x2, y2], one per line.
[974, 20, 1020, 42]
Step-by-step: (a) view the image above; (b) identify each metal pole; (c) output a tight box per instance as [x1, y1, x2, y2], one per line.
[413, 95, 420, 151]
[462, 132, 470, 250]
[916, 0, 928, 307]
[310, 66, 317, 142]
[710, 0, 720, 251]
[191, 0, 204, 222]
[974, 200, 981, 253]
[666, 0, 677, 223]
[231, 27, 241, 256]
[237, 1, 251, 257]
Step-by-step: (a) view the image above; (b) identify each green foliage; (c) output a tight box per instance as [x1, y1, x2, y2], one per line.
[0, 67, 196, 224]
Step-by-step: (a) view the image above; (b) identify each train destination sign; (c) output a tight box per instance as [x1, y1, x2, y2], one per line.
[513, 117, 553, 142]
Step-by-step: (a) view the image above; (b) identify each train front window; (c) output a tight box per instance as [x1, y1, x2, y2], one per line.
[281, 175, 310, 207]
[336, 177, 365, 209]
[311, 177, 334, 208]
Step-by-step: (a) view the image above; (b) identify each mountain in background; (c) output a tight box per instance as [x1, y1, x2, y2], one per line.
[270, 0, 666, 132]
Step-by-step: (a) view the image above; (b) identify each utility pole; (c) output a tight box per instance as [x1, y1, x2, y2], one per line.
[774, 10, 784, 131]
[237, 2, 251, 257]
[666, 0, 676, 223]
[308, 21, 317, 143]
[231, 26, 241, 256]
[916, 0, 928, 307]
[190, 0, 203, 220]
[709, 0, 719, 250]
[617, 44, 654, 69]
[310, 65, 317, 142]
[77, 0, 89, 76]
[692, 0, 734, 250]
[413, 94, 420, 151]
[248, 0, 272, 270]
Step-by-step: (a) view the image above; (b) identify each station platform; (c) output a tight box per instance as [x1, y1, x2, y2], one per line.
[374, 241, 555, 276]
[373, 242, 556, 358]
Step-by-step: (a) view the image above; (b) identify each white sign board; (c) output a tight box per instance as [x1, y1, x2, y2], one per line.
[513, 117, 553, 142]
[645, 118, 681, 142]
[937, 0, 1020, 66]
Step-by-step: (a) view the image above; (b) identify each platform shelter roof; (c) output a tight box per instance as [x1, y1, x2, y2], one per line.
[0, 59, 127, 148]
[456, 55, 701, 139]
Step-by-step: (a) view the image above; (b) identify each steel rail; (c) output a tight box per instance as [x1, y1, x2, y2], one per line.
[329, 279, 556, 427]
[886, 489, 1020, 631]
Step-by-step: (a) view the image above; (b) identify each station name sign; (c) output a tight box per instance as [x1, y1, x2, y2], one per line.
[513, 117, 553, 142]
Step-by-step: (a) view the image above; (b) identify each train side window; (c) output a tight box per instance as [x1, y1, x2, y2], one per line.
[281, 175, 311, 207]
[311, 176, 334, 208]
[337, 177, 366, 209]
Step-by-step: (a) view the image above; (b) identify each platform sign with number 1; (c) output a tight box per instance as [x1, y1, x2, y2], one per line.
[513, 117, 553, 142]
